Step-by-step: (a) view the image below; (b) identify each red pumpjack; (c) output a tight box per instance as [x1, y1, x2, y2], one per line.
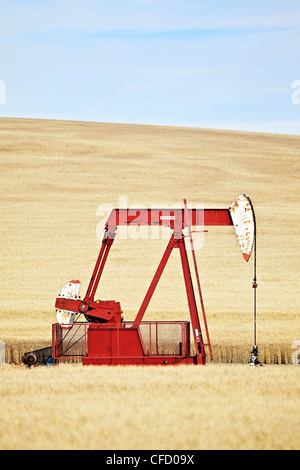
[53, 199, 238, 366]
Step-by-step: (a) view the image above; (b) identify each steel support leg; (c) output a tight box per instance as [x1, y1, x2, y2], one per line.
[178, 237, 206, 363]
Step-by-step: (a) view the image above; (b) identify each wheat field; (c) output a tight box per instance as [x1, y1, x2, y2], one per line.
[0, 363, 299, 451]
[0, 117, 299, 450]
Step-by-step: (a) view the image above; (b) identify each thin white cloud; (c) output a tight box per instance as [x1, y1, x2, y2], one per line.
[0, 0, 299, 134]
[1, 0, 300, 37]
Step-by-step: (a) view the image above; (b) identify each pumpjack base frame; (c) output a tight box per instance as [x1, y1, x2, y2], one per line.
[52, 320, 206, 366]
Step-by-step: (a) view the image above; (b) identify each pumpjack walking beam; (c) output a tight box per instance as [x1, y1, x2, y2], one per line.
[81, 207, 233, 312]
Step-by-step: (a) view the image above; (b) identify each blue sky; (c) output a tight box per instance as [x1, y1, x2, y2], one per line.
[0, 0, 299, 134]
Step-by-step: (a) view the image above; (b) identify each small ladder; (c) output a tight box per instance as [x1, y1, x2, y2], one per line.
[183, 199, 213, 361]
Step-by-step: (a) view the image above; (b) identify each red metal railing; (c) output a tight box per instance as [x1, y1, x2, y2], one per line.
[52, 321, 190, 362]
